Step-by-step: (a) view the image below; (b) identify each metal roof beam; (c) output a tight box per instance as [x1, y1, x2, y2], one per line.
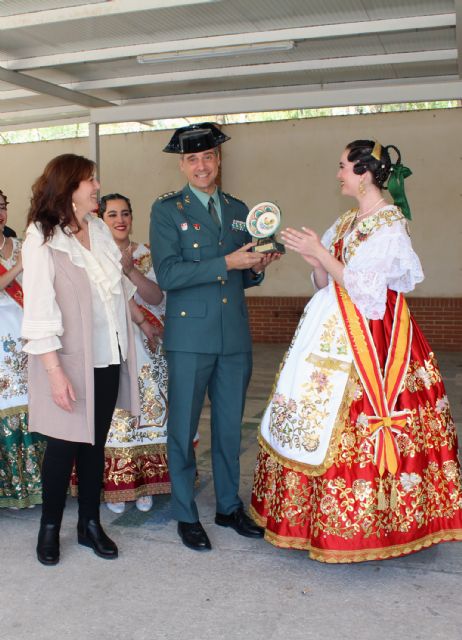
[89, 79, 462, 124]
[0, 66, 113, 108]
[0, 0, 219, 30]
[2, 14, 456, 71]
[456, 0, 462, 77]
[0, 105, 89, 129]
[2, 78, 459, 130]
[0, 49, 457, 100]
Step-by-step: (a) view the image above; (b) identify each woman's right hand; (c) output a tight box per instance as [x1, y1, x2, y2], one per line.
[47, 367, 77, 412]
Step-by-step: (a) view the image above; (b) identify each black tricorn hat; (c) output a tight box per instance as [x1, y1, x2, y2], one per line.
[163, 122, 230, 154]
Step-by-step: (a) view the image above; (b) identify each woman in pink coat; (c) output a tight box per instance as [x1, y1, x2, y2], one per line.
[22, 154, 141, 565]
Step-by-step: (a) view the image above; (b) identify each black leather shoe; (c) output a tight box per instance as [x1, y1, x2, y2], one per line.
[177, 521, 212, 551]
[36, 523, 60, 566]
[77, 519, 118, 559]
[215, 507, 264, 538]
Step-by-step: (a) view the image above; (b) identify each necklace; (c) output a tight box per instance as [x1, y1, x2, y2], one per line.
[120, 239, 132, 251]
[356, 197, 386, 221]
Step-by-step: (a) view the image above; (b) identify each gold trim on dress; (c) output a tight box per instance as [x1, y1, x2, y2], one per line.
[0, 405, 27, 419]
[332, 209, 357, 244]
[103, 483, 171, 501]
[104, 443, 167, 459]
[306, 353, 351, 373]
[258, 366, 357, 476]
[278, 528, 462, 563]
[249, 506, 462, 562]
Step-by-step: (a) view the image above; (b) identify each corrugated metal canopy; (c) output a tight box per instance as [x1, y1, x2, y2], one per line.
[0, 0, 461, 129]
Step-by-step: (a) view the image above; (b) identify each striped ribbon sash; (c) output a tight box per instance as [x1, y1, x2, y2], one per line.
[138, 304, 164, 332]
[334, 282, 412, 492]
[0, 263, 23, 308]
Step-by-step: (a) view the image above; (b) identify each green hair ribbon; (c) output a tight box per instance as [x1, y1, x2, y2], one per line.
[387, 163, 412, 220]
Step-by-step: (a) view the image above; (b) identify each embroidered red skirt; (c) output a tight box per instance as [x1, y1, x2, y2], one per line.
[250, 293, 462, 562]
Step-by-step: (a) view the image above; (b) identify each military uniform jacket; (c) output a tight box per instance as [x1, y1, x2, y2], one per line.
[150, 184, 263, 355]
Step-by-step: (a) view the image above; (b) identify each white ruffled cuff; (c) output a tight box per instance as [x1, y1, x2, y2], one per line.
[22, 319, 64, 340]
[23, 335, 62, 354]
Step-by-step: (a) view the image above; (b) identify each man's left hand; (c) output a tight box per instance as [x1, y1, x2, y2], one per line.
[251, 251, 281, 274]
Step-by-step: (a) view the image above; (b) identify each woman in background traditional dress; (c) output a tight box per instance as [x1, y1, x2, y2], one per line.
[97, 193, 170, 513]
[0, 188, 46, 509]
[250, 140, 462, 562]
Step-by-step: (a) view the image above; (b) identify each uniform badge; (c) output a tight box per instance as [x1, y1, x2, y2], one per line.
[181, 222, 188, 231]
[193, 223, 201, 230]
[176, 201, 184, 210]
[231, 219, 247, 232]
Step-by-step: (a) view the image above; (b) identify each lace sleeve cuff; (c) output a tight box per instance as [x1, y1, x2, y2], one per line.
[343, 267, 387, 320]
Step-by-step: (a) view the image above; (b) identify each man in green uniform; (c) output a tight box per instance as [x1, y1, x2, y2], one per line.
[150, 123, 277, 550]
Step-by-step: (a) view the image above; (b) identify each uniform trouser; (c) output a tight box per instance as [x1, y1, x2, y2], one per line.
[166, 350, 252, 523]
[40, 365, 120, 526]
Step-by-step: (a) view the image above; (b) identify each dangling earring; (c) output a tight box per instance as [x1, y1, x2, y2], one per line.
[72, 201, 77, 213]
[358, 177, 366, 197]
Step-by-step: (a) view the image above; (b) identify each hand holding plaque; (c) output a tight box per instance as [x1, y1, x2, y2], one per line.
[246, 202, 285, 254]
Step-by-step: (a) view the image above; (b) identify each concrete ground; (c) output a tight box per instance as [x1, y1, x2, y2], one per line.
[1, 345, 461, 640]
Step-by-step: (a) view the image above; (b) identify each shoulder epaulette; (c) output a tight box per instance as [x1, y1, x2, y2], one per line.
[222, 191, 246, 206]
[157, 190, 181, 202]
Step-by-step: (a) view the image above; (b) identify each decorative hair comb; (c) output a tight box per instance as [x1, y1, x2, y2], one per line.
[371, 140, 382, 160]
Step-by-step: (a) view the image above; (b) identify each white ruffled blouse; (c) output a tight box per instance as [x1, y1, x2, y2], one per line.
[321, 205, 424, 320]
[21, 215, 136, 367]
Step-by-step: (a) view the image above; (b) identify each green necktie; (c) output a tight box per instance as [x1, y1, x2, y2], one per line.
[208, 197, 221, 229]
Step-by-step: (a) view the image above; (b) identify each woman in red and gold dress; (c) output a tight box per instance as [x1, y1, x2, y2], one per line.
[250, 140, 462, 563]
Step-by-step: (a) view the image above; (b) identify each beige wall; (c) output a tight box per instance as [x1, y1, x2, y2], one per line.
[2, 109, 461, 296]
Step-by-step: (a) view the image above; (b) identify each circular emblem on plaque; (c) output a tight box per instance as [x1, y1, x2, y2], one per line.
[246, 202, 281, 239]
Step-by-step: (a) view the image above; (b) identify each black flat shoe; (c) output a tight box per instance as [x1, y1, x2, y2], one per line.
[215, 507, 264, 538]
[77, 519, 118, 559]
[37, 523, 60, 566]
[177, 521, 212, 551]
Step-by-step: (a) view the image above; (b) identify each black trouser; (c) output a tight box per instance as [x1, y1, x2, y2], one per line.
[40, 365, 120, 526]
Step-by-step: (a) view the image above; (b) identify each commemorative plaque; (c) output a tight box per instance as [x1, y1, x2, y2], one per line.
[246, 202, 285, 254]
